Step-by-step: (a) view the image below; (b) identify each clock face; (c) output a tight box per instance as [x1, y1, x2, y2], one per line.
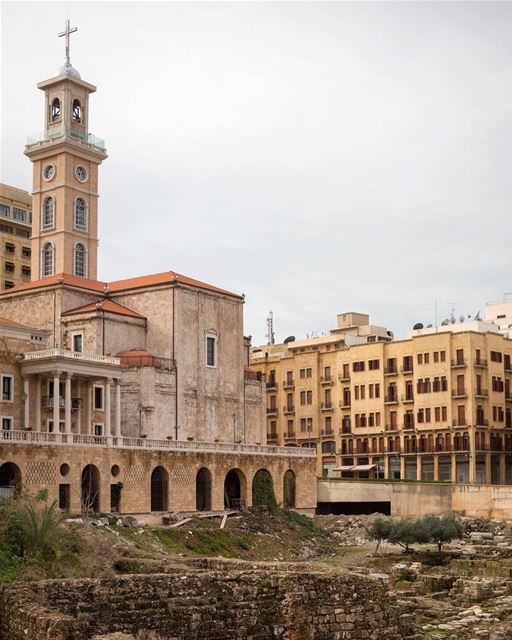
[42, 164, 56, 181]
[75, 165, 88, 183]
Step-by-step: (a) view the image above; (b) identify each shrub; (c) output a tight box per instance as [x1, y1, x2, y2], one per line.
[16, 499, 65, 559]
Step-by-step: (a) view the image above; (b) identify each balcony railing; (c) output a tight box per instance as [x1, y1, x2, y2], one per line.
[26, 126, 106, 151]
[24, 349, 120, 366]
[475, 389, 489, 398]
[340, 425, 351, 435]
[321, 402, 333, 411]
[451, 359, 466, 368]
[339, 400, 351, 409]
[41, 396, 82, 409]
[475, 418, 489, 427]
[384, 367, 398, 376]
[384, 395, 398, 404]
[283, 379, 295, 389]
[401, 394, 414, 403]
[475, 359, 488, 368]
[0, 430, 315, 457]
[385, 424, 399, 432]
[452, 389, 467, 398]
[283, 405, 295, 415]
[266, 381, 277, 390]
[403, 421, 415, 430]
[452, 420, 467, 427]
[338, 373, 350, 382]
[266, 407, 278, 416]
[401, 365, 414, 374]
[321, 429, 334, 436]
[284, 432, 296, 440]
[320, 376, 333, 386]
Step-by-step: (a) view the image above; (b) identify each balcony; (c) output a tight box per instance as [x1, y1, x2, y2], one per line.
[24, 349, 119, 366]
[321, 376, 333, 386]
[506, 394, 512, 403]
[267, 432, 278, 443]
[385, 424, 399, 432]
[401, 394, 414, 404]
[452, 388, 467, 399]
[475, 389, 489, 398]
[26, 126, 106, 151]
[321, 402, 333, 411]
[283, 379, 295, 390]
[41, 396, 82, 410]
[401, 365, 414, 375]
[475, 359, 488, 368]
[475, 418, 489, 427]
[451, 359, 466, 369]
[384, 367, 398, 376]
[403, 421, 415, 431]
[452, 420, 467, 427]
[266, 380, 277, 390]
[340, 424, 351, 435]
[339, 400, 351, 410]
[283, 405, 295, 416]
[338, 373, 350, 382]
[283, 432, 296, 440]
[384, 394, 398, 405]
[321, 429, 334, 437]
[266, 407, 278, 417]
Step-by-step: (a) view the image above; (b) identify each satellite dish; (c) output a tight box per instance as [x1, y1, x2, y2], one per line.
[387, 330, 394, 338]
[427, 324, 433, 328]
[284, 336, 296, 344]
[441, 319, 450, 326]
[413, 322, 424, 330]
[459, 315, 465, 323]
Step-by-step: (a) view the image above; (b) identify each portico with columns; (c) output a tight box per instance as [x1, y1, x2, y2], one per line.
[20, 349, 121, 438]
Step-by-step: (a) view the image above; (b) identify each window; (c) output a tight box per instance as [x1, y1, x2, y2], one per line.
[21, 266, 31, 277]
[4, 281, 14, 290]
[0, 224, 13, 234]
[73, 243, 87, 277]
[13, 208, 27, 223]
[300, 391, 306, 405]
[51, 97, 61, 121]
[434, 351, 439, 363]
[299, 369, 305, 379]
[206, 334, 217, 367]
[42, 243, 54, 277]
[375, 383, 380, 398]
[74, 198, 87, 230]
[22, 246, 31, 258]
[1, 375, 13, 402]
[72, 333, 83, 353]
[72, 99, 82, 123]
[353, 361, 365, 372]
[491, 351, 503, 363]
[440, 350, 446, 362]
[0, 205, 9, 219]
[94, 424, 103, 436]
[1, 417, 12, 431]
[42, 197, 54, 229]
[418, 353, 423, 365]
[5, 243, 14, 254]
[368, 359, 380, 370]
[4, 262, 14, 274]
[16, 229, 29, 238]
[94, 385, 104, 410]
[306, 368, 312, 378]
[306, 390, 312, 404]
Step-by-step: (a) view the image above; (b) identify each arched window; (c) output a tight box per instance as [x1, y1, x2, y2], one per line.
[42, 197, 54, 229]
[51, 98, 61, 122]
[72, 99, 82, 123]
[74, 243, 86, 277]
[42, 243, 54, 277]
[74, 197, 87, 230]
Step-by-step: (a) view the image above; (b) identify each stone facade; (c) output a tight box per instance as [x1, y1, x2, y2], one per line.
[0, 183, 32, 290]
[0, 561, 401, 640]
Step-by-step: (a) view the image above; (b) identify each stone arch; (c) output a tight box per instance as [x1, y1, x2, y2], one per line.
[251, 468, 276, 509]
[150, 466, 169, 512]
[224, 468, 247, 509]
[283, 469, 296, 509]
[196, 467, 212, 512]
[0, 462, 21, 500]
[81, 464, 100, 513]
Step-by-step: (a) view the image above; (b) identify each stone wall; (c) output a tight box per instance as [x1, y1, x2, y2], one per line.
[0, 563, 401, 640]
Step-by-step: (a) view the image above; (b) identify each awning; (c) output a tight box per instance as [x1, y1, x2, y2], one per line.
[351, 464, 377, 472]
[334, 465, 356, 472]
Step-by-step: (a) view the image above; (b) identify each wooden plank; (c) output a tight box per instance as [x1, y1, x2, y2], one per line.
[219, 514, 228, 530]
[169, 517, 192, 528]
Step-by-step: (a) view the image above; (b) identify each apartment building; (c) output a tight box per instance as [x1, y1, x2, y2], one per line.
[251, 313, 512, 485]
[0, 184, 32, 289]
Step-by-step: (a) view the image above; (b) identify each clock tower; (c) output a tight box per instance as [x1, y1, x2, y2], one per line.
[25, 21, 107, 281]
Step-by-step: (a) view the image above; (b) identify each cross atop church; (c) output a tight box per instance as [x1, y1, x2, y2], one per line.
[58, 19, 77, 66]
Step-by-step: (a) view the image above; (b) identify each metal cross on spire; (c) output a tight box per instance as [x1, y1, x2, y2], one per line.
[58, 19, 77, 66]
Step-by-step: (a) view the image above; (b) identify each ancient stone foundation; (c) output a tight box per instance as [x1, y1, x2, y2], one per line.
[0, 561, 401, 640]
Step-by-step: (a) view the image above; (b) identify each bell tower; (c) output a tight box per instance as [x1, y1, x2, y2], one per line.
[25, 20, 107, 281]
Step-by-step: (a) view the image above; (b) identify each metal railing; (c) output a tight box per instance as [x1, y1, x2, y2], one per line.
[26, 126, 106, 151]
[0, 430, 315, 457]
[24, 349, 120, 366]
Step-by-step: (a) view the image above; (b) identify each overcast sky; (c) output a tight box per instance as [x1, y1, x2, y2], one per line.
[1, 1, 511, 344]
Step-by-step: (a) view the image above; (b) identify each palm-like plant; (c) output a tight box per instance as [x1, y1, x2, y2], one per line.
[17, 499, 64, 559]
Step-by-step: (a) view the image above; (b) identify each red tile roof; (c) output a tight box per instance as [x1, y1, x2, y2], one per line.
[62, 299, 145, 319]
[0, 316, 30, 328]
[0, 271, 241, 299]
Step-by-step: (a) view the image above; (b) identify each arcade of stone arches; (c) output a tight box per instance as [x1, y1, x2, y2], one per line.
[0, 461, 298, 514]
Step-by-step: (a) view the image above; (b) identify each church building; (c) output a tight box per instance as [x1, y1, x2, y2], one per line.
[0, 23, 316, 515]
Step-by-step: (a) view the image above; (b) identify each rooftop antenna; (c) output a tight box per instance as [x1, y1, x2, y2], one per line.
[447, 302, 458, 324]
[266, 311, 275, 345]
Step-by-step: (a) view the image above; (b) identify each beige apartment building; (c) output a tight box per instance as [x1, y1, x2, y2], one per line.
[0, 184, 32, 289]
[251, 312, 512, 485]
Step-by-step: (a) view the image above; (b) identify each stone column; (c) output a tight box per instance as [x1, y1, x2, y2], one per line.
[383, 455, 390, 480]
[433, 455, 439, 482]
[400, 456, 406, 481]
[35, 376, 41, 432]
[417, 455, 422, 482]
[114, 378, 121, 437]
[76, 380, 81, 434]
[105, 378, 112, 436]
[64, 373, 72, 434]
[451, 453, 457, 483]
[86, 382, 93, 435]
[53, 373, 60, 433]
[23, 377, 30, 430]
[469, 428, 476, 484]
[485, 452, 492, 484]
